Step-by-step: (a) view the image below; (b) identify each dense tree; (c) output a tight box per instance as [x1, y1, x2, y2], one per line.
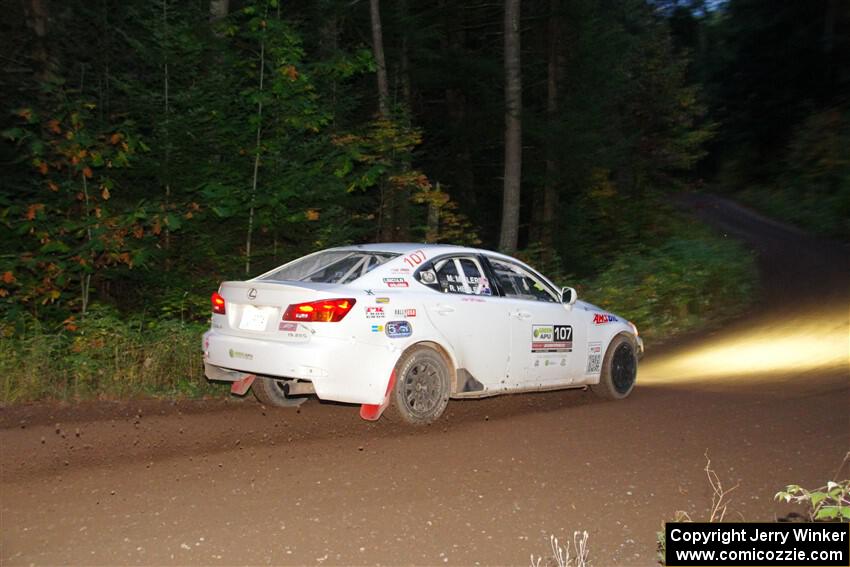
[0, 0, 737, 325]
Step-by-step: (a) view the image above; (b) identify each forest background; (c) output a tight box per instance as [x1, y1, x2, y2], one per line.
[1, 0, 847, 401]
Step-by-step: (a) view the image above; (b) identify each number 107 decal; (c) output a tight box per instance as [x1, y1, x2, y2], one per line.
[531, 324, 574, 353]
[553, 325, 572, 341]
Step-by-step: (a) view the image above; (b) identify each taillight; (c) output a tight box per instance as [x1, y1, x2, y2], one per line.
[282, 298, 356, 322]
[211, 291, 226, 315]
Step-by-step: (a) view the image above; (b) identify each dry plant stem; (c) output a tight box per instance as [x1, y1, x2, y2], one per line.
[832, 451, 850, 481]
[705, 451, 739, 522]
[530, 531, 589, 567]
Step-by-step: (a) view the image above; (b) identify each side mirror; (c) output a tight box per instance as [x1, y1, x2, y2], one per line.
[561, 286, 577, 307]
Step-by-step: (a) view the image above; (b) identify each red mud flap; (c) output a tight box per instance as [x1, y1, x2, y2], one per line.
[359, 370, 396, 421]
[230, 374, 256, 396]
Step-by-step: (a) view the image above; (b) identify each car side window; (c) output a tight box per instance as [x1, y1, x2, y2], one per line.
[458, 258, 492, 296]
[487, 258, 558, 302]
[416, 256, 490, 295]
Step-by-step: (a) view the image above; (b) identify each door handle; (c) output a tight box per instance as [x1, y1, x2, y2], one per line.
[434, 304, 456, 315]
[512, 310, 532, 320]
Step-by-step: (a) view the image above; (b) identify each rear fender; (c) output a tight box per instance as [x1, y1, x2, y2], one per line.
[358, 339, 458, 421]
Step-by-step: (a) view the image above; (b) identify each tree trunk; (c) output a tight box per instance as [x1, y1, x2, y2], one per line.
[163, 0, 172, 258]
[245, 36, 265, 275]
[209, 0, 229, 23]
[441, 1, 476, 212]
[369, 0, 390, 120]
[369, 0, 394, 241]
[541, 0, 561, 265]
[22, 0, 51, 82]
[394, 0, 412, 241]
[499, 0, 522, 254]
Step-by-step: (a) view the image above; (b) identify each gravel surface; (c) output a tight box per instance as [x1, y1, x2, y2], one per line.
[2, 195, 847, 566]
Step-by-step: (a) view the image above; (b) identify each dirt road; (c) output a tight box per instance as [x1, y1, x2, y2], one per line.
[2, 195, 848, 566]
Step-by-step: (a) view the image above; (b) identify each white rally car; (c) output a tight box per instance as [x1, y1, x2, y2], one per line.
[203, 244, 643, 425]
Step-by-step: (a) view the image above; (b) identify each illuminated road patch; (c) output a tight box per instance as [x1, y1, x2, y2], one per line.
[640, 305, 849, 384]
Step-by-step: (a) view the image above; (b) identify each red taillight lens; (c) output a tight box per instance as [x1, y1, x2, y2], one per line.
[282, 298, 356, 322]
[211, 291, 226, 315]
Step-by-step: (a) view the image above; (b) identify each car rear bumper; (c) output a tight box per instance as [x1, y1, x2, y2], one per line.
[202, 330, 398, 405]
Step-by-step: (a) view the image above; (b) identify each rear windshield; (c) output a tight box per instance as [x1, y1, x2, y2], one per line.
[260, 251, 399, 284]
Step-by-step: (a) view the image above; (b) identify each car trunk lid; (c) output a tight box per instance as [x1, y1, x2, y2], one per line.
[216, 281, 347, 342]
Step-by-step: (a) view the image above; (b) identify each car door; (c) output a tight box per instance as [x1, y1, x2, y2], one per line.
[484, 256, 587, 388]
[416, 255, 510, 392]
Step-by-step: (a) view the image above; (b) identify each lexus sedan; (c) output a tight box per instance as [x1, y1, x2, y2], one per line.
[203, 244, 643, 425]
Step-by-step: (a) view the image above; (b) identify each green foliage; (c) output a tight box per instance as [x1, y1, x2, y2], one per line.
[578, 223, 757, 342]
[0, 305, 220, 403]
[737, 105, 850, 241]
[776, 465, 850, 522]
[0, 0, 750, 405]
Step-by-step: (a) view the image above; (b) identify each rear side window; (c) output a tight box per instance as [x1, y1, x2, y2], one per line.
[261, 251, 399, 284]
[416, 256, 492, 295]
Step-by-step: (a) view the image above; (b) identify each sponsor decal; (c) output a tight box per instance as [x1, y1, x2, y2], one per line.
[277, 322, 308, 338]
[383, 277, 409, 288]
[534, 355, 567, 367]
[593, 313, 618, 325]
[532, 325, 554, 341]
[390, 267, 412, 274]
[365, 289, 375, 296]
[385, 320, 412, 338]
[402, 249, 427, 268]
[365, 306, 385, 319]
[371, 324, 384, 333]
[394, 308, 416, 317]
[228, 348, 254, 361]
[375, 297, 390, 304]
[461, 297, 486, 303]
[474, 275, 492, 296]
[420, 270, 438, 284]
[531, 324, 573, 353]
[247, 288, 258, 300]
[586, 341, 602, 373]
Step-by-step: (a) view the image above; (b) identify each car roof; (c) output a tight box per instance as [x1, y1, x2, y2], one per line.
[324, 242, 516, 261]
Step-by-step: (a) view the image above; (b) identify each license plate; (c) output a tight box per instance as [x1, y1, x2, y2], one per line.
[239, 305, 270, 331]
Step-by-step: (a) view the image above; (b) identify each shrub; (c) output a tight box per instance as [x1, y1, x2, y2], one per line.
[0, 305, 221, 403]
[776, 453, 850, 522]
[579, 229, 757, 342]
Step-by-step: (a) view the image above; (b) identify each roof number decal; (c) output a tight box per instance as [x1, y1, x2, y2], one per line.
[403, 250, 427, 268]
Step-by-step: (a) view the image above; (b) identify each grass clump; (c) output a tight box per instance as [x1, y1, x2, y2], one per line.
[0, 305, 221, 404]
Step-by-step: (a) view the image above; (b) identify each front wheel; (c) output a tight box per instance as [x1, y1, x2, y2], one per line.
[386, 346, 451, 425]
[591, 335, 638, 400]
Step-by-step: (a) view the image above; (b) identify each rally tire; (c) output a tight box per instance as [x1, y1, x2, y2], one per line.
[591, 334, 638, 400]
[386, 345, 451, 426]
[252, 377, 307, 407]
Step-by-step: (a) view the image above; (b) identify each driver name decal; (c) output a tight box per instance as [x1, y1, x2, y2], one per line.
[531, 324, 573, 353]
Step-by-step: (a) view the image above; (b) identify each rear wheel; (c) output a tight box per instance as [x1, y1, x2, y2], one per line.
[591, 335, 637, 400]
[252, 377, 307, 407]
[386, 346, 451, 425]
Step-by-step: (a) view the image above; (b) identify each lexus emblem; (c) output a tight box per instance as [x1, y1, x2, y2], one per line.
[247, 288, 258, 300]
